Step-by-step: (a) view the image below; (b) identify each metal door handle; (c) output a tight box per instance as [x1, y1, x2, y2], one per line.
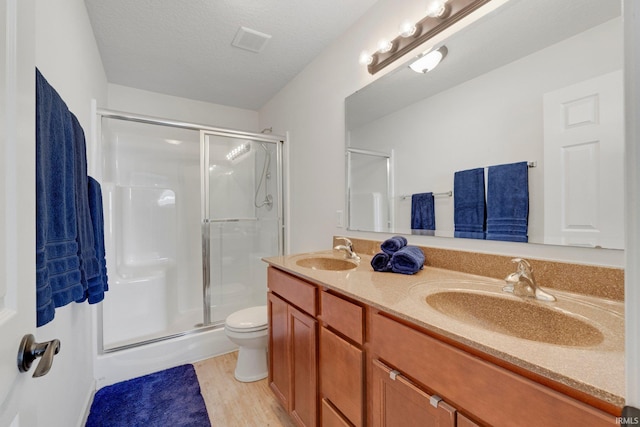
[17, 334, 61, 377]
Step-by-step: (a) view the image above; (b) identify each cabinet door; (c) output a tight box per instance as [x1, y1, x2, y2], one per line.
[290, 305, 318, 427]
[268, 292, 291, 410]
[320, 327, 363, 426]
[321, 399, 352, 427]
[371, 359, 456, 427]
[457, 413, 481, 427]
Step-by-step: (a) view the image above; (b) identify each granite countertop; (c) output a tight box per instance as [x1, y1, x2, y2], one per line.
[263, 250, 625, 408]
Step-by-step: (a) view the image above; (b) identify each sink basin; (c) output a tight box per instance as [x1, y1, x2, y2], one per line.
[425, 291, 604, 347]
[296, 257, 357, 271]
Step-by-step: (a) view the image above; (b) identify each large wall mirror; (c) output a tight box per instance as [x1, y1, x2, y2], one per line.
[345, 0, 623, 249]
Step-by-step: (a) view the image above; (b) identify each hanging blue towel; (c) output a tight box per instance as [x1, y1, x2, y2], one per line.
[486, 161, 529, 242]
[390, 246, 425, 275]
[80, 177, 109, 304]
[380, 235, 407, 255]
[411, 193, 435, 230]
[370, 252, 392, 272]
[36, 69, 85, 326]
[453, 168, 486, 240]
[71, 114, 100, 296]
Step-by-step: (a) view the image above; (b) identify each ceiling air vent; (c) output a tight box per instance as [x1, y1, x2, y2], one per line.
[231, 26, 272, 53]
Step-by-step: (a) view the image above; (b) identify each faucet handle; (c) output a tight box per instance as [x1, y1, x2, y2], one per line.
[335, 236, 353, 248]
[511, 258, 532, 272]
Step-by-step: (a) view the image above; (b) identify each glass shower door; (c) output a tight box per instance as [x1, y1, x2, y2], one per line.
[201, 132, 282, 325]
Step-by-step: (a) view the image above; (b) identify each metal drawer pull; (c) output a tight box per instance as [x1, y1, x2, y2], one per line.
[389, 369, 400, 380]
[430, 395, 443, 408]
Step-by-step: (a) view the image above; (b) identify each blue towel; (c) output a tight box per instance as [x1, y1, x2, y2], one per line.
[486, 161, 529, 242]
[380, 235, 407, 255]
[411, 193, 435, 230]
[390, 246, 425, 275]
[36, 69, 84, 326]
[453, 168, 486, 240]
[81, 177, 109, 304]
[71, 114, 100, 298]
[371, 252, 392, 272]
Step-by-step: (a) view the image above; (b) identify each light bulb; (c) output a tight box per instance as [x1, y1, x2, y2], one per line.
[359, 50, 373, 66]
[426, 0, 449, 18]
[377, 39, 394, 54]
[398, 20, 418, 38]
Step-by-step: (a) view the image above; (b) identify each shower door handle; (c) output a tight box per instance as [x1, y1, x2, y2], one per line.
[17, 334, 61, 377]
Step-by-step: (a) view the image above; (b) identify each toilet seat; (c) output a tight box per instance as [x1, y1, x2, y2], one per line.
[225, 305, 267, 333]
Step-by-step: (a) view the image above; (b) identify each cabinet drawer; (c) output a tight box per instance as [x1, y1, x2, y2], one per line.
[320, 327, 363, 427]
[371, 313, 617, 427]
[371, 359, 456, 427]
[268, 267, 317, 316]
[321, 399, 351, 427]
[320, 291, 364, 345]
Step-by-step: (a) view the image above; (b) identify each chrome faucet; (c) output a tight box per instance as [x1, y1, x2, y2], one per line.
[502, 258, 556, 302]
[334, 237, 360, 261]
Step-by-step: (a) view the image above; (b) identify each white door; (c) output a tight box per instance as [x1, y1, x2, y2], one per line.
[0, 0, 37, 425]
[543, 70, 624, 249]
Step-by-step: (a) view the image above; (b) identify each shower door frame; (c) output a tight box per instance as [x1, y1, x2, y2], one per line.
[95, 108, 285, 353]
[200, 130, 284, 326]
[346, 147, 393, 232]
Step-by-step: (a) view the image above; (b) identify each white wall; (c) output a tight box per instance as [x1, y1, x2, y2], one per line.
[33, 0, 107, 425]
[108, 84, 259, 132]
[259, 0, 624, 268]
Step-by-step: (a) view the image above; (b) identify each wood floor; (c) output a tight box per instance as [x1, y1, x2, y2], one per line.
[194, 352, 296, 427]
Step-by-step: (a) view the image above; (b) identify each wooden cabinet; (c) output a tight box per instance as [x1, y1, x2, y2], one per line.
[319, 327, 363, 426]
[267, 266, 618, 427]
[319, 290, 365, 427]
[370, 312, 617, 427]
[371, 359, 456, 427]
[268, 292, 290, 409]
[268, 268, 318, 427]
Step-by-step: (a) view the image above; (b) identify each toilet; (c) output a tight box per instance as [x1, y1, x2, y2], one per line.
[224, 305, 268, 382]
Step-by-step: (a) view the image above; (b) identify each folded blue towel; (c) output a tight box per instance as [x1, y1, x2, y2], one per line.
[411, 193, 435, 230]
[390, 246, 425, 275]
[36, 69, 85, 326]
[486, 161, 529, 242]
[71, 114, 100, 297]
[82, 177, 109, 304]
[453, 168, 486, 240]
[371, 252, 392, 272]
[381, 235, 408, 255]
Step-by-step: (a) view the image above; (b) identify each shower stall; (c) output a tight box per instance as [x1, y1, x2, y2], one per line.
[93, 109, 283, 384]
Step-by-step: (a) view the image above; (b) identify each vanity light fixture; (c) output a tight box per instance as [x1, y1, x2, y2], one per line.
[409, 46, 448, 73]
[361, 0, 491, 75]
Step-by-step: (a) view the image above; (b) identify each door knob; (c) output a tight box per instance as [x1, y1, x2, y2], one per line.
[17, 334, 61, 378]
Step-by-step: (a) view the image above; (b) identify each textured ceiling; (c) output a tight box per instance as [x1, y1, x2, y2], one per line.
[84, 0, 379, 110]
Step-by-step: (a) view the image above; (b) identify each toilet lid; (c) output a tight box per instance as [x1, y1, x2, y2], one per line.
[225, 305, 268, 331]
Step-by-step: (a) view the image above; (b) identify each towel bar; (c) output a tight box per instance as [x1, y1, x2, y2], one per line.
[400, 191, 452, 200]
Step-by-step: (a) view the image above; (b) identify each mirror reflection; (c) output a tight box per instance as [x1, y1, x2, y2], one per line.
[345, 0, 623, 249]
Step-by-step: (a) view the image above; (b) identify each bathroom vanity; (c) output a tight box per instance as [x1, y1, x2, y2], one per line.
[264, 247, 623, 427]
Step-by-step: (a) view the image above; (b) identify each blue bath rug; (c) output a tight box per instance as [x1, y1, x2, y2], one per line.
[86, 364, 210, 427]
